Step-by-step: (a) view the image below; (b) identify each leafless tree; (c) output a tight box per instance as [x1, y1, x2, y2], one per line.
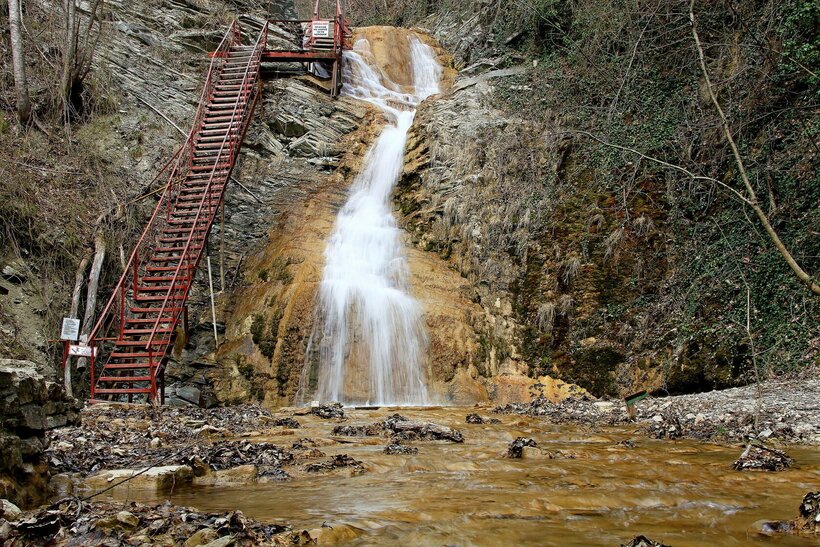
[60, 0, 104, 121]
[690, 0, 820, 296]
[8, 0, 32, 123]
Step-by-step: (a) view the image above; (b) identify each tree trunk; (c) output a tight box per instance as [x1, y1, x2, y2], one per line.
[77, 231, 106, 370]
[61, 0, 78, 121]
[8, 0, 31, 123]
[65, 253, 91, 397]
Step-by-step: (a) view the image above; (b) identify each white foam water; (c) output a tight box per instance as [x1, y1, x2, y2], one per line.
[299, 36, 442, 406]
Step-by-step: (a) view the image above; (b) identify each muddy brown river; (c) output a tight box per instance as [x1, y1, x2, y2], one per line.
[104, 407, 819, 545]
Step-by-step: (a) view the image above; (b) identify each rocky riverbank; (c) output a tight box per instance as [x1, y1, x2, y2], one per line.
[0, 361, 80, 507]
[494, 376, 820, 445]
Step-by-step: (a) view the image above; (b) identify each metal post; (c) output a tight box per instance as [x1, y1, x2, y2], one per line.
[89, 350, 96, 401]
[206, 255, 219, 348]
[220, 202, 226, 291]
[160, 369, 166, 405]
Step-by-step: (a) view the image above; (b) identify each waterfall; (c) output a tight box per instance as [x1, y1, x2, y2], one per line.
[300, 35, 442, 406]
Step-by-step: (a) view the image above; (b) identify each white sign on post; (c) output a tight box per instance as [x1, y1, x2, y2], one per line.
[68, 344, 96, 358]
[312, 20, 331, 38]
[60, 318, 81, 341]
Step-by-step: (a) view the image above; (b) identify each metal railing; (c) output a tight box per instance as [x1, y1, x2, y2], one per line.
[87, 21, 267, 400]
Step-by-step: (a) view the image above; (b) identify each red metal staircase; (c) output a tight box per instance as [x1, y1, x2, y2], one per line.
[85, 22, 268, 403]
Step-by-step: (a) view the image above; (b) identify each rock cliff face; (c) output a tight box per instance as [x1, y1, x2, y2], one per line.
[203, 27, 517, 406]
[0, 361, 80, 507]
[397, 48, 669, 399]
[391, 4, 811, 400]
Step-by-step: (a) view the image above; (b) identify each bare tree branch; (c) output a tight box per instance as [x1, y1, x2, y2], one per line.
[690, 0, 819, 296]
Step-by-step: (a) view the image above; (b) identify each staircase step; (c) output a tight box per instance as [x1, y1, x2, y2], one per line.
[203, 114, 246, 123]
[221, 67, 258, 74]
[135, 284, 189, 292]
[182, 184, 224, 193]
[212, 96, 247, 103]
[201, 120, 241, 128]
[170, 209, 216, 218]
[135, 294, 188, 304]
[194, 142, 237, 151]
[116, 338, 173, 346]
[165, 218, 209, 227]
[122, 327, 176, 335]
[98, 375, 153, 383]
[176, 198, 221, 207]
[199, 128, 238, 136]
[110, 351, 156, 359]
[94, 388, 153, 395]
[158, 235, 205, 243]
[141, 275, 193, 282]
[214, 85, 251, 92]
[129, 307, 186, 314]
[124, 317, 175, 324]
[101, 363, 153, 369]
[148, 255, 186, 264]
[153, 246, 203, 254]
[189, 163, 231, 171]
[206, 102, 247, 111]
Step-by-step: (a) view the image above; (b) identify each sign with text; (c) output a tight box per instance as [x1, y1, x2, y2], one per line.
[312, 20, 331, 38]
[60, 318, 80, 341]
[68, 344, 96, 358]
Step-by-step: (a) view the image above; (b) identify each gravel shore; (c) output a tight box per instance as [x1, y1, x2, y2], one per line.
[495, 377, 820, 444]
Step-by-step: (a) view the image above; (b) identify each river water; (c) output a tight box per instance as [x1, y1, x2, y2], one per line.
[301, 34, 441, 406]
[134, 406, 819, 546]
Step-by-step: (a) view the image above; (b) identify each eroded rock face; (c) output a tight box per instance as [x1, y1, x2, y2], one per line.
[204, 27, 497, 406]
[0, 361, 80, 507]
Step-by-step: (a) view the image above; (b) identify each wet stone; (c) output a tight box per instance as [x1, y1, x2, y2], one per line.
[383, 443, 418, 455]
[756, 491, 820, 537]
[383, 414, 464, 443]
[310, 402, 345, 419]
[304, 454, 363, 473]
[332, 423, 383, 436]
[621, 535, 670, 547]
[0, 500, 22, 521]
[465, 413, 484, 424]
[796, 491, 820, 533]
[507, 437, 537, 459]
[271, 417, 301, 429]
[733, 444, 793, 472]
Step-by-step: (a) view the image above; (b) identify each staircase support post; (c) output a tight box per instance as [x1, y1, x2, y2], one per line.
[207, 255, 219, 349]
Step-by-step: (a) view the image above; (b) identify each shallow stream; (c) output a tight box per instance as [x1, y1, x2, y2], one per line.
[111, 407, 819, 545]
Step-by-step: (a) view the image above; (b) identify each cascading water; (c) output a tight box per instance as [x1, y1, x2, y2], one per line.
[300, 35, 442, 406]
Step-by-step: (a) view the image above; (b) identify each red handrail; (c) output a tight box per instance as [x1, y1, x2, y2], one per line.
[87, 21, 247, 393]
[145, 25, 268, 352]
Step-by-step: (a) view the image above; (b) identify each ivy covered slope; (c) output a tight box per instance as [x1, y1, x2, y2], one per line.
[372, 0, 818, 396]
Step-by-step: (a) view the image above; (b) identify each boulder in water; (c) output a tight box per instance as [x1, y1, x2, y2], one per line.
[466, 413, 484, 424]
[621, 536, 670, 547]
[383, 443, 418, 455]
[310, 403, 345, 419]
[383, 414, 463, 443]
[506, 437, 537, 458]
[733, 443, 793, 471]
